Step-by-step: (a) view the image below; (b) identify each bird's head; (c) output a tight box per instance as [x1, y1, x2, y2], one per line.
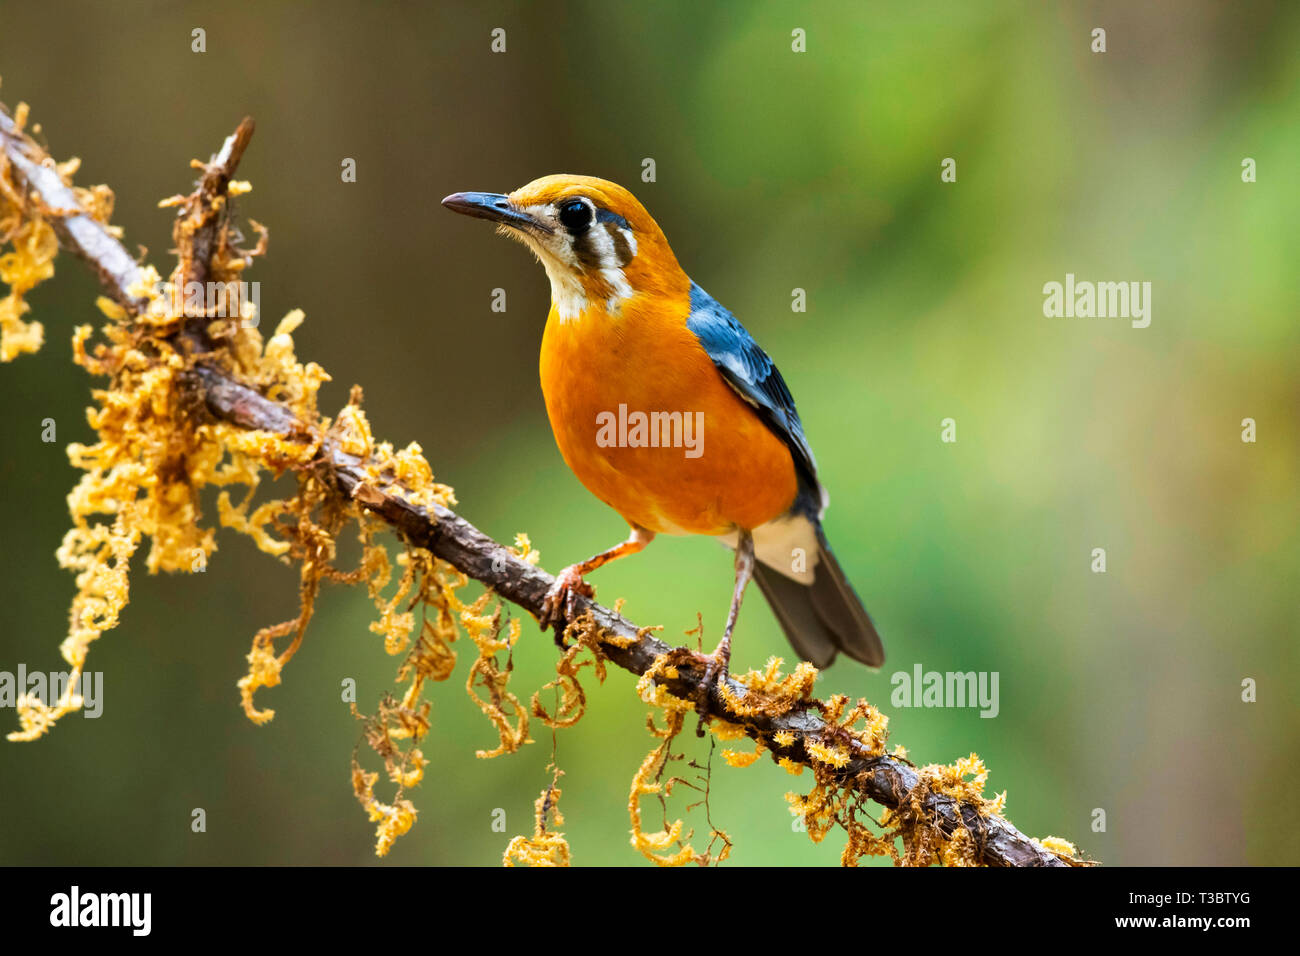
[441, 175, 685, 320]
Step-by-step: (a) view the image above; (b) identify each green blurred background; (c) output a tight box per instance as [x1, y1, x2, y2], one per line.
[1, 0, 1296, 866]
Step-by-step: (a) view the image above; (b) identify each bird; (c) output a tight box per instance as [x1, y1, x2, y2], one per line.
[442, 175, 884, 704]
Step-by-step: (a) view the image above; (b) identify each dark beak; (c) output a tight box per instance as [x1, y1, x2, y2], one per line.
[440, 191, 553, 234]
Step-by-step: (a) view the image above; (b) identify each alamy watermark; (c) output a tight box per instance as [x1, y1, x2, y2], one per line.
[49, 886, 150, 935]
[155, 279, 261, 327]
[1043, 273, 1151, 328]
[595, 403, 704, 458]
[0, 666, 103, 718]
[890, 664, 999, 718]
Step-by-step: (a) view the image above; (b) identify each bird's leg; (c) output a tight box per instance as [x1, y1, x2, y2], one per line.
[696, 529, 755, 732]
[539, 525, 655, 637]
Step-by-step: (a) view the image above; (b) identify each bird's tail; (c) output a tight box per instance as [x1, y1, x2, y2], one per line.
[752, 528, 884, 669]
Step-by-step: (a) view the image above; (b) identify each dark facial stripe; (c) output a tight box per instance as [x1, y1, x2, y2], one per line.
[605, 221, 633, 266]
[569, 206, 635, 270]
[572, 229, 604, 268]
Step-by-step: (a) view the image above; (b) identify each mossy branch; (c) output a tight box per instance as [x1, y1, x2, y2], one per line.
[1, 105, 1077, 868]
[197, 368, 1071, 867]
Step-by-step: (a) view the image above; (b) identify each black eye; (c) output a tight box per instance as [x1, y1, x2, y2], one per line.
[558, 199, 592, 233]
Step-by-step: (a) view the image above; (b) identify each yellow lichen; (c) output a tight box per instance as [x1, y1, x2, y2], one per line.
[629, 743, 698, 866]
[778, 757, 804, 776]
[0, 216, 53, 360]
[625, 650, 735, 866]
[0, 102, 63, 361]
[628, 653, 701, 865]
[709, 719, 749, 741]
[531, 610, 608, 729]
[352, 758, 417, 858]
[462, 596, 530, 758]
[2, 114, 472, 857]
[1037, 835, 1083, 863]
[806, 740, 851, 768]
[721, 746, 762, 769]
[716, 655, 818, 719]
[503, 773, 571, 867]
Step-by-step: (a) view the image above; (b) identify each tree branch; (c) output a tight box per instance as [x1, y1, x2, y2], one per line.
[1, 108, 148, 312]
[1, 104, 1072, 867]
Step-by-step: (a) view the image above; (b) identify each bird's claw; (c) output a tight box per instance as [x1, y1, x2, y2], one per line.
[539, 565, 595, 637]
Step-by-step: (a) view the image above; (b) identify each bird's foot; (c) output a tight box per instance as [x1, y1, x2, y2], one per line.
[695, 528, 751, 736]
[539, 564, 595, 640]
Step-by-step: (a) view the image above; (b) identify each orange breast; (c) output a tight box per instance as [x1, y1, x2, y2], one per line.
[538, 294, 798, 536]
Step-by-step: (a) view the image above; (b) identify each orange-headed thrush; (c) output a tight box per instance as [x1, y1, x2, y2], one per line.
[443, 176, 884, 695]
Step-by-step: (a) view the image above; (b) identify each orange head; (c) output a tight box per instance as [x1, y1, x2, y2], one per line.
[442, 175, 688, 319]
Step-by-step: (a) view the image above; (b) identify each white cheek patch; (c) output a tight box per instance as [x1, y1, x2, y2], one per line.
[538, 250, 588, 321]
[618, 226, 637, 258]
[601, 265, 634, 314]
[507, 210, 587, 321]
[576, 217, 635, 315]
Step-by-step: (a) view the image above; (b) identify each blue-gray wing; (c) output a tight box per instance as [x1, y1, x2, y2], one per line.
[685, 281, 825, 515]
